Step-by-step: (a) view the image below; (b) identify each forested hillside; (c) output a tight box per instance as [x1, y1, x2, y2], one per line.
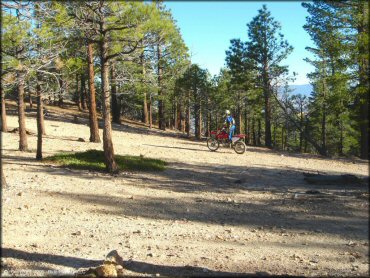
[1, 1, 368, 175]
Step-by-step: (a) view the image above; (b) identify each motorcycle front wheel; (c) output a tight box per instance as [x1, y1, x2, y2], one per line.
[233, 141, 246, 154]
[207, 138, 219, 151]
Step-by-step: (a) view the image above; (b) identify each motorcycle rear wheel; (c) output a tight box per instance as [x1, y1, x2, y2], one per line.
[207, 138, 219, 151]
[233, 141, 246, 154]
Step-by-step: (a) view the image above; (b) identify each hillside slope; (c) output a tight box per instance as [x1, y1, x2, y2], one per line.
[2, 110, 369, 277]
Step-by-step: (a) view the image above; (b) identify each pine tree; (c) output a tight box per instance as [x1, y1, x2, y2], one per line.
[246, 5, 293, 148]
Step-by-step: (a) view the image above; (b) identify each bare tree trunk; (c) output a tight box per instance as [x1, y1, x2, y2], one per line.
[321, 103, 327, 155]
[81, 74, 87, 110]
[17, 70, 28, 151]
[157, 45, 165, 130]
[176, 102, 181, 131]
[140, 51, 149, 125]
[186, 91, 190, 137]
[195, 106, 201, 139]
[252, 116, 256, 146]
[149, 97, 152, 129]
[215, 112, 218, 131]
[143, 93, 148, 125]
[273, 121, 276, 148]
[358, 1, 369, 159]
[257, 118, 262, 146]
[100, 38, 118, 173]
[36, 72, 43, 160]
[87, 42, 101, 143]
[299, 106, 303, 152]
[206, 111, 210, 137]
[263, 68, 272, 148]
[58, 76, 64, 108]
[244, 108, 248, 143]
[304, 119, 308, 153]
[338, 118, 344, 156]
[76, 74, 82, 111]
[1, 89, 8, 132]
[28, 88, 33, 110]
[110, 63, 120, 124]
[194, 103, 200, 139]
[236, 92, 241, 134]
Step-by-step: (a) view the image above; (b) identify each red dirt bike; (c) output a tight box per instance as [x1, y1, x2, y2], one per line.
[207, 127, 247, 154]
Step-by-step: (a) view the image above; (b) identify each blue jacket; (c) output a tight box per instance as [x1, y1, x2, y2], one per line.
[225, 116, 235, 127]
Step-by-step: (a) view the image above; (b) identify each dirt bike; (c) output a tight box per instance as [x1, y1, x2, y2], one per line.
[207, 127, 247, 154]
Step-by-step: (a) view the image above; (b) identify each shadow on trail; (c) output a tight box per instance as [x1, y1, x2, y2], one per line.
[142, 144, 213, 153]
[4, 141, 369, 241]
[1, 248, 300, 277]
[47, 160, 368, 239]
[1, 248, 102, 269]
[123, 260, 295, 277]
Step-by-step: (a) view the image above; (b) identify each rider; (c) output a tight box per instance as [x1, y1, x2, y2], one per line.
[224, 110, 236, 142]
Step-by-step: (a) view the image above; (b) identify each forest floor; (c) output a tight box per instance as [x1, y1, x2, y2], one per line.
[1, 104, 369, 277]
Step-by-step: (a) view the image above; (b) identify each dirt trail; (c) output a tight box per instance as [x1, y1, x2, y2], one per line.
[1, 111, 369, 277]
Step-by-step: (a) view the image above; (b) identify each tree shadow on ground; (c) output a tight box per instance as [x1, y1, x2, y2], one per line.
[123, 260, 299, 277]
[48, 179, 368, 240]
[244, 146, 369, 165]
[142, 143, 216, 153]
[1, 248, 102, 269]
[1, 248, 301, 277]
[4, 142, 369, 240]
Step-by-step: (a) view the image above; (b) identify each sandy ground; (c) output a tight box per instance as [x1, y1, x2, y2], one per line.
[1, 107, 369, 277]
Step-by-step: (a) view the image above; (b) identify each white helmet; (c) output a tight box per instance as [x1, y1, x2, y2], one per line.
[225, 110, 230, 116]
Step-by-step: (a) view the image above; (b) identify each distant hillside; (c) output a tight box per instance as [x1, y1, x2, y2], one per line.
[288, 84, 313, 96]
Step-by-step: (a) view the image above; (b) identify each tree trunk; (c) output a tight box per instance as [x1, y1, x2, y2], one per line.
[262, 62, 272, 148]
[236, 93, 241, 134]
[157, 45, 165, 130]
[196, 105, 201, 139]
[244, 109, 249, 144]
[252, 116, 256, 145]
[76, 74, 82, 111]
[304, 120, 308, 153]
[321, 103, 327, 155]
[264, 89, 272, 148]
[358, 1, 369, 159]
[81, 74, 87, 110]
[58, 77, 64, 107]
[141, 52, 149, 125]
[206, 111, 210, 137]
[257, 118, 262, 146]
[87, 42, 101, 143]
[339, 118, 344, 156]
[17, 70, 28, 151]
[28, 89, 33, 109]
[299, 107, 303, 152]
[271, 88, 327, 156]
[176, 102, 181, 131]
[36, 72, 43, 160]
[194, 102, 200, 139]
[100, 38, 118, 173]
[1, 89, 8, 132]
[285, 120, 289, 151]
[186, 91, 190, 137]
[111, 63, 120, 124]
[149, 97, 152, 129]
[273, 121, 276, 148]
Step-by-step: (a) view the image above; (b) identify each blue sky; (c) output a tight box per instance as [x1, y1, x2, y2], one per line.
[165, 1, 314, 85]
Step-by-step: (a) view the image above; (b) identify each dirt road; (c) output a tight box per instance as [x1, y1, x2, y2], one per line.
[2, 111, 369, 277]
